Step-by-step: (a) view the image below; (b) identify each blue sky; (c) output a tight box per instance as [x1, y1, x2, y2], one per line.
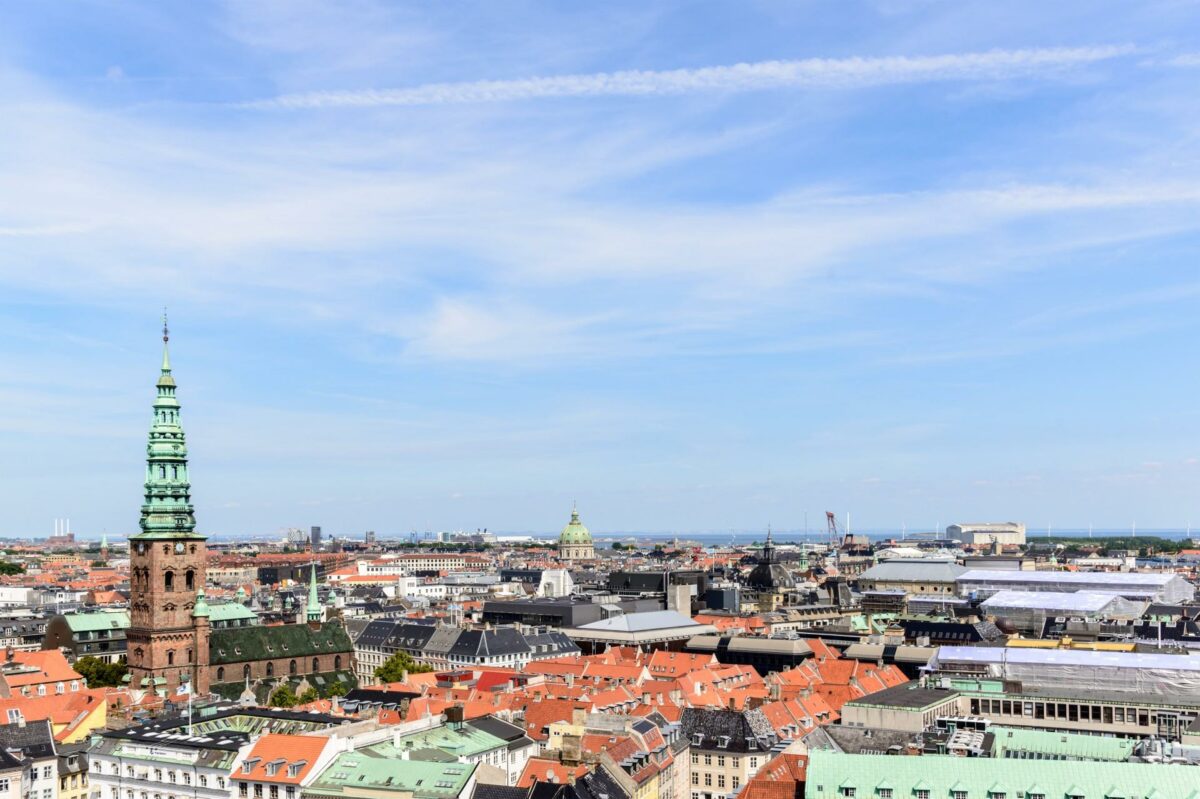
[1, 1, 1199, 538]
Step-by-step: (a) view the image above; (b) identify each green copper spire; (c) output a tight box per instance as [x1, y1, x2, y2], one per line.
[306, 563, 322, 622]
[192, 587, 210, 618]
[134, 314, 202, 540]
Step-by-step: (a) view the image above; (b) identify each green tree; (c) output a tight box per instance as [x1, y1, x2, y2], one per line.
[298, 687, 318, 703]
[324, 681, 348, 698]
[268, 685, 298, 708]
[74, 656, 127, 688]
[374, 650, 434, 683]
[0, 562, 25, 576]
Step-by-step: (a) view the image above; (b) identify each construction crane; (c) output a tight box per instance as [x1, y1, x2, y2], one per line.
[826, 511, 843, 550]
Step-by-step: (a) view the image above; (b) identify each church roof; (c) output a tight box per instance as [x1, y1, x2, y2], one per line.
[209, 622, 353, 665]
[559, 506, 593, 545]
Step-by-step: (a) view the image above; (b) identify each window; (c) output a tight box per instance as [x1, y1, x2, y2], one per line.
[217, 667, 225, 682]
[254, 785, 263, 799]
[691, 755, 698, 765]
[952, 792, 967, 799]
[691, 775, 698, 786]
[841, 790, 856, 798]
[244, 665, 251, 680]
[185, 570, 194, 590]
[199, 777, 207, 788]
[732, 778, 740, 790]
[154, 772, 162, 783]
[718, 776, 726, 789]
[335, 655, 342, 669]
[269, 787, 278, 799]
[1028, 794, 1044, 799]
[704, 775, 711, 787]
[312, 658, 320, 672]
[717, 757, 725, 768]
[239, 785, 248, 798]
[880, 791, 892, 799]
[916, 792, 930, 799]
[37, 685, 46, 696]
[290, 660, 297, 675]
[5, 709, 20, 724]
[164, 572, 174, 591]
[266, 663, 274, 677]
[167, 651, 175, 666]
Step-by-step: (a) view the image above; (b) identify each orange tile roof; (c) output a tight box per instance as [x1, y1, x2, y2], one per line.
[516, 758, 590, 788]
[239, 734, 331, 784]
[3, 651, 82, 688]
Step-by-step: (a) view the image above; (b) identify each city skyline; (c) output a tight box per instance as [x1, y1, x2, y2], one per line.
[2, 2, 1199, 535]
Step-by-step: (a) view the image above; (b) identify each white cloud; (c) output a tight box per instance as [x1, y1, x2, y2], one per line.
[242, 45, 1136, 109]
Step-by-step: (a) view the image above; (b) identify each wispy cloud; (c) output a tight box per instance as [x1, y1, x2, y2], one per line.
[242, 45, 1136, 109]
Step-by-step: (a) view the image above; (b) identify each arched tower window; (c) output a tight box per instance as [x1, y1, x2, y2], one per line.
[217, 667, 225, 682]
[243, 665, 251, 680]
[164, 571, 174, 591]
[312, 658, 320, 673]
[185, 570, 195, 591]
[289, 660, 297, 675]
[186, 649, 192, 664]
[334, 655, 342, 670]
[166, 650, 175, 666]
[266, 663, 274, 677]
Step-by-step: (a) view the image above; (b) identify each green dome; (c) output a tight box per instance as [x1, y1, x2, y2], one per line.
[559, 506, 593, 545]
[192, 588, 210, 618]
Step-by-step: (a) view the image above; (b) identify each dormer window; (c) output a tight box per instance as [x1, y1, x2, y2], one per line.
[287, 762, 306, 778]
[265, 760, 285, 777]
[692, 734, 703, 746]
[242, 759, 260, 775]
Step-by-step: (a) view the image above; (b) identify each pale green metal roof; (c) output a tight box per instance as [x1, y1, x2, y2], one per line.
[989, 726, 1136, 761]
[394, 724, 508, 758]
[65, 610, 129, 632]
[206, 601, 254, 623]
[807, 751, 1200, 799]
[309, 744, 476, 799]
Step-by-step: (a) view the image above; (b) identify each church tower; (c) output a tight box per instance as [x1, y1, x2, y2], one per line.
[127, 316, 209, 697]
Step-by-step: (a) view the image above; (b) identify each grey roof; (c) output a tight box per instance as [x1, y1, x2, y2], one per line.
[680, 708, 776, 753]
[858, 560, 966, 583]
[980, 590, 1128, 612]
[574, 610, 699, 633]
[452, 628, 530, 657]
[932, 645, 1200, 671]
[0, 720, 55, 760]
[958, 569, 1183, 586]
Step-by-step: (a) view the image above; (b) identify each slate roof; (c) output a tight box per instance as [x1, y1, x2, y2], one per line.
[473, 786, 529, 799]
[452, 628, 531, 658]
[210, 622, 353, 665]
[679, 707, 777, 753]
[0, 719, 55, 760]
[857, 560, 966, 583]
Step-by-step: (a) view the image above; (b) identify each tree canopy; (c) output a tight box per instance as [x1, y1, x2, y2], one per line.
[0, 562, 25, 576]
[75, 656, 127, 688]
[374, 650, 434, 683]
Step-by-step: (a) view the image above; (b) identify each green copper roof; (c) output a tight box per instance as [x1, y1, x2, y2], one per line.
[133, 315, 204, 541]
[192, 588, 211, 618]
[64, 609, 129, 633]
[394, 724, 508, 759]
[209, 621, 352, 665]
[308, 744, 476, 799]
[806, 751, 1200, 799]
[559, 504, 592, 545]
[307, 563, 322, 622]
[988, 725, 1136, 761]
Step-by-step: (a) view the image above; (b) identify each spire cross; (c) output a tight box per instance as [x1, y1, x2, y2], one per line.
[162, 309, 169, 343]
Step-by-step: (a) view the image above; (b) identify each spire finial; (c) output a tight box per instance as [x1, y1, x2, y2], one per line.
[160, 310, 172, 373]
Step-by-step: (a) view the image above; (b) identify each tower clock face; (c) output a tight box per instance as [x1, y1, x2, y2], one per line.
[175, 542, 185, 554]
